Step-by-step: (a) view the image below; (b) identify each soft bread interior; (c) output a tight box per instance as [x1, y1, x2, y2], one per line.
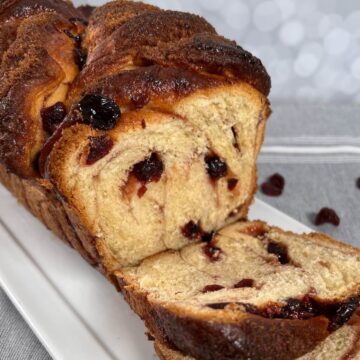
[49, 84, 268, 269]
[120, 221, 360, 308]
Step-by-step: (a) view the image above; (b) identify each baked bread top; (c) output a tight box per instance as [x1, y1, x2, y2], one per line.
[0, 0, 271, 180]
[0, 0, 85, 177]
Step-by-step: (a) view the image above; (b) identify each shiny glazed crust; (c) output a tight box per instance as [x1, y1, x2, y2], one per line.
[0, 0, 85, 177]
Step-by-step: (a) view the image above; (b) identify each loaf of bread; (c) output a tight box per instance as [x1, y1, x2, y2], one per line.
[40, 1, 270, 272]
[0, 1, 359, 360]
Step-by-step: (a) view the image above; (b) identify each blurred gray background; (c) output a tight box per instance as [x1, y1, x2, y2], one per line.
[74, 0, 360, 104]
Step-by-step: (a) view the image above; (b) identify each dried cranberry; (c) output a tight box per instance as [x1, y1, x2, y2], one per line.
[73, 47, 87, 70]
[207, 303, 230, 310]
[227, 178, 238, 191]
[78, 94, 121, 130]
[241, 303, 260, 315]
[329, 296, 360, 331]
[356, 178, 360, 189]
[269, 174, 285, 189]
[234, 279, 254, 288]
[314, 208, 340, 227]
[202, 285, 225, 293]
[201, 232, 214, 243]
[132, 153, 164, 183]
[137, 185, 147, 198]
[182, 221, 201, 240]
[267, 241, 290, 265]
[86, 136, 113, 165]
[261, 173, 285, 197]
[41, 102, 67, 134]
[203, 244, 222, 262]
[205, 155, 228, 180]
[281, 298, 316, 320]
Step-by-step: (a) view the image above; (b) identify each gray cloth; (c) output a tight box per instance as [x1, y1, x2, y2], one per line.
[1, 104, 360, 359]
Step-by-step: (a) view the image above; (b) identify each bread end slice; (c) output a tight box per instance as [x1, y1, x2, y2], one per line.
[116, 221, 360, 360]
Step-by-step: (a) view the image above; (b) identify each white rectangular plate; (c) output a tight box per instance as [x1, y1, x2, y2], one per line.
[0, 183, 311, 360]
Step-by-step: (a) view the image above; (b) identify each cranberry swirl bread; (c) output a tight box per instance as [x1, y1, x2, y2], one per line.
[0, 0, 270, 272]
[1, 2, 359, 360]
[117, 221, 360, 360]
[41, 1, 271, 271]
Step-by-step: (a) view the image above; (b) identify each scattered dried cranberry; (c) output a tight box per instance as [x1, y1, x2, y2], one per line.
[203, 244, 222, 262]
[202, 284, 225, 293]
[314, 208, 340, 227]
[182, 221, 201, 240]
[234, 279, 254, 288]
[41, 102, 67, 134]
[86, 136, 113, 165]
[329, 297, 359, 331]
[205, 155, 228, 180]
[356, 178, 360, 189]
[132, 153, 164, 183]
[78, 94, 121, 130]
[227, 178, 238, 191]
[267, 241, 290, 265]
[261, 173, 285, 197]
[73, 47, 87, 70]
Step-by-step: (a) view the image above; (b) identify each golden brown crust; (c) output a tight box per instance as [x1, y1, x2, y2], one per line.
[70, 9, 270, 104]
[0, 0, 80, 20]
[83, 0, 160, 53]
[0, 11, 83, 177]
[117, 274, 330, 360]
[0, 0, 82, 61]
[71, 65, 227, 110]
[0, 163, 98, 265]
[141, 33, 271, 96]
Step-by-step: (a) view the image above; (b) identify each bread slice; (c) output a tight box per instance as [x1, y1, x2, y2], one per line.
[0, 0, 85, 177]
[116, 221, 360, 360]
[154, 319, 360, 360]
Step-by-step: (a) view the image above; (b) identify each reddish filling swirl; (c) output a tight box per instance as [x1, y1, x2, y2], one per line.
[86, 136, 113, 165]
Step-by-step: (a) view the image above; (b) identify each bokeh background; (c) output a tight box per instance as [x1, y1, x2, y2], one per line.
[74, 0, 360, 103]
